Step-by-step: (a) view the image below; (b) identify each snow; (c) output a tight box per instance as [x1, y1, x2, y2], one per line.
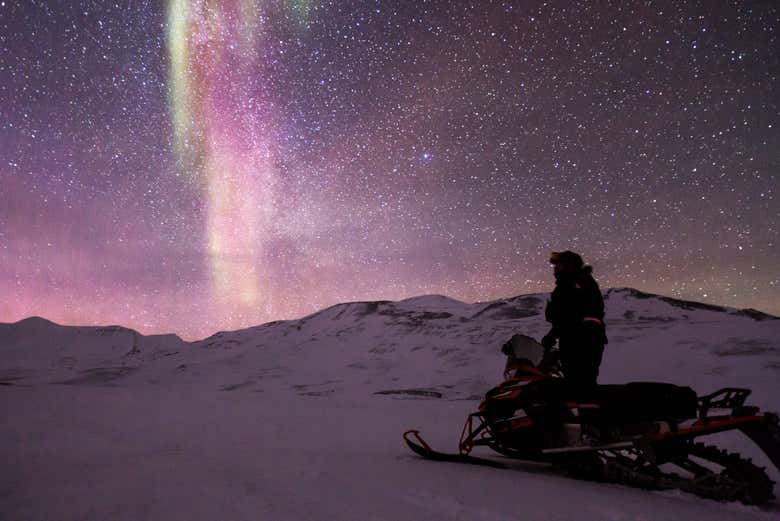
[1, 288, 779, 520]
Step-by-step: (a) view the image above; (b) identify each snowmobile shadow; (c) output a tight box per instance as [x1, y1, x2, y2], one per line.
[404, 449, 562, 477]
[53, 367, 136, 386]
[493, 458, 614, 487]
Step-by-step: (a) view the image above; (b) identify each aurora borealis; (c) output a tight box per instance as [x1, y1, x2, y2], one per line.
[1, 1, 778, 339]
[167, 0, 281, 327]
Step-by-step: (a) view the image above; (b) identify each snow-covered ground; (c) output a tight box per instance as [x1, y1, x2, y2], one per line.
[1, 288, 779, 520]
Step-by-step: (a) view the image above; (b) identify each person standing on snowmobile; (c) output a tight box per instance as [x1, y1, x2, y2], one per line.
[541, 251, 607, 394]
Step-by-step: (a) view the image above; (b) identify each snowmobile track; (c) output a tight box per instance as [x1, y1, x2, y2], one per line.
[588, 442, 776, 505]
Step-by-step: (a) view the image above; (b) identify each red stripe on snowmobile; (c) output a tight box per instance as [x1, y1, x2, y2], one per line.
[649, 415, 764, 441]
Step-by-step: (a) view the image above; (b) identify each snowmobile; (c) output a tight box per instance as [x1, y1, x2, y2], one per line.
[404, 334, 780, 505]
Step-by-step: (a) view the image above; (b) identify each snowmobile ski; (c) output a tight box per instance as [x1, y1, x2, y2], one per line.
[403, 430, 505, 468]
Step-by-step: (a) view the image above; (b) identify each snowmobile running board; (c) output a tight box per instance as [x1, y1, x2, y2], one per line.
[542, 440, 634, 454]
[543, 413, 780, 455]
[403, 430, 506, 468]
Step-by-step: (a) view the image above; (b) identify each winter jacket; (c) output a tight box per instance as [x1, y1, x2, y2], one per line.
[544, 268, 607, 344]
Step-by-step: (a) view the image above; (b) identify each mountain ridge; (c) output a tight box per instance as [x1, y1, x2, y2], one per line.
[2, 287, 774, 343]
[1, 287, 778, 405]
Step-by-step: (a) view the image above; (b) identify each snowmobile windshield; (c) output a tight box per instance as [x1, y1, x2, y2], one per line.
[505, 334, 544, 367]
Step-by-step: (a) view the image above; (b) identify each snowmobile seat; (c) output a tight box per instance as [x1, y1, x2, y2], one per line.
[590, 382, 698, 424]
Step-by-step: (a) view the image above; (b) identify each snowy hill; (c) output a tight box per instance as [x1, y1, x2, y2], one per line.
[0, 317, 186, 386]
[1, 288, 779, 520]
[2, 288, 776, 404]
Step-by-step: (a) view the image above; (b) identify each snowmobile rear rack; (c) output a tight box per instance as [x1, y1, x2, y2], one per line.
[697, 387, 751, 417]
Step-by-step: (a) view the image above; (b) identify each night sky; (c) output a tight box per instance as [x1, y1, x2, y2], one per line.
[1, 1, 778, 340]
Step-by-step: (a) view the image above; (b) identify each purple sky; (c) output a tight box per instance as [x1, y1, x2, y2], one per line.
[1, 1, 778, 340]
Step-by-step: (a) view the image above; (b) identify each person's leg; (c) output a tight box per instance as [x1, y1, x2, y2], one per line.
[558, 339, 597, 396]
[560, 338, 606, 442]
[581, 341, 604, 387]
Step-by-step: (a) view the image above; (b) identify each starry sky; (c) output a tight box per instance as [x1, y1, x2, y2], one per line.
[1, 0, 778, 340]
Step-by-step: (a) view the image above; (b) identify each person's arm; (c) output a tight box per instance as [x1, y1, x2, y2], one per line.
[541, 326, 558, 350]
[580, 277, 605, 321]
[543, 291, 560, 349]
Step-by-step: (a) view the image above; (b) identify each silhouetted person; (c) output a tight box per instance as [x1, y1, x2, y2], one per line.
[541, 251, 607, 395]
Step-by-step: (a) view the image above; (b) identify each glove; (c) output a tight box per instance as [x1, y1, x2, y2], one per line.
[541, 332, 556, 350]
[500, 340, 513, 355]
